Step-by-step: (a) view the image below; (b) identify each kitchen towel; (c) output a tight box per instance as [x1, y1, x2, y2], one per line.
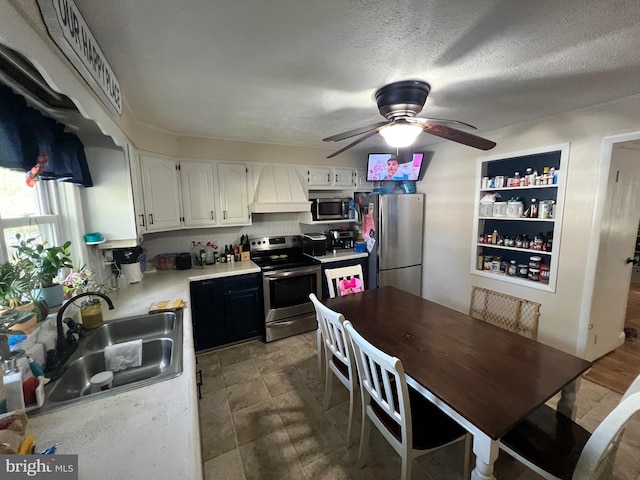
[104, 339, 143, 372]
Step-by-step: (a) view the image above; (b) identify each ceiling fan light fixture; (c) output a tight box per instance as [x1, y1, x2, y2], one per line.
[379, 123, 423, 148]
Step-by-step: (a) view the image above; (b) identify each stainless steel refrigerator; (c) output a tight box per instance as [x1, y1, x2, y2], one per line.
[357, 193, 425, 296]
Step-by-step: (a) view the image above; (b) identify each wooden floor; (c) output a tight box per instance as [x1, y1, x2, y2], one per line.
[583, 282, 640, 394]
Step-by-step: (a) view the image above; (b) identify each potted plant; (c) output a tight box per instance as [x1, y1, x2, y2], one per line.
[14, 234, 73, 308]
[0, 258, 39, 331]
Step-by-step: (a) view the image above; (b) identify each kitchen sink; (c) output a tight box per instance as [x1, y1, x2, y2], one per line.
[47, 338, 174, 402]
[83, 312, 176, 350]
[31, 310, 183, 416]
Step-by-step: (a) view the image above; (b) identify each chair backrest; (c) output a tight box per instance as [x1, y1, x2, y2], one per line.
[573, 391, 640, 479]
[469, 286, 540, 339]
[325, 265, 365, 298]
[344, 320, 412, 448]
[309, 294, 354, 378]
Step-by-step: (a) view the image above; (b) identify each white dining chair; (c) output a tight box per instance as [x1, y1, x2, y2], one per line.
[500, 373, 640, 479]
[344, 321, 470, 480]
[309, 293, 359, 446]
[317, 264, 365, 380]
[325, 264, 365, 298]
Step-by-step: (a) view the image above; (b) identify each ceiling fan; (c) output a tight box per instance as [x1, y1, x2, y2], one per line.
[322, 80, 496, 158]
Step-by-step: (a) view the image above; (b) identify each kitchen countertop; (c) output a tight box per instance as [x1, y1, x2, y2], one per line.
[306, 250, 368, 263]
[26, 262, 259, 479]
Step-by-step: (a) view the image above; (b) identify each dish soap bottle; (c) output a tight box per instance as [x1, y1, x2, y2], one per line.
[3, 357, 25, 413]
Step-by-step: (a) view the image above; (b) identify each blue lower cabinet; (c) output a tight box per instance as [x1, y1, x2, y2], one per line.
[190, 273, 264, 351]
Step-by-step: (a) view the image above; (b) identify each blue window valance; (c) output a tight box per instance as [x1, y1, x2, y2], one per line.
[0, 83, 92, 187]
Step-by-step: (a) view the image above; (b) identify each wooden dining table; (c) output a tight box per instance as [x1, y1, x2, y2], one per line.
[324, 286, 592, 480]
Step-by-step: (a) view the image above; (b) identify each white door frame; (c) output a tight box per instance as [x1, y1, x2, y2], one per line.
[577, 130, 640, 359]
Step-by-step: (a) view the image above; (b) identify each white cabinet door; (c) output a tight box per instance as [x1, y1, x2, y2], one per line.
[128, 145, 147, 234]
[180, 160, 217, 227]
[333, 168, 355, 187]
[140, 154, 182, 231]
[355, 168, 372, 191]
[307, 167, 332, 187]
[218, 163, 250, 225]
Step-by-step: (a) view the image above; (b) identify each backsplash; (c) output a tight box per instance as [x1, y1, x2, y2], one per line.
[140, 213, 302, 263]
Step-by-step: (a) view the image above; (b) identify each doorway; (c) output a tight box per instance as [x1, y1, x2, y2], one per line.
[579, 137, 640, 391]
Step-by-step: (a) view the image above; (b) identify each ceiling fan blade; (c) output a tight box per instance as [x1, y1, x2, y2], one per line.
[422, 123, 496, 150]
[326, 129, 381, 158]
[407, 117, 477, 130]
[323, 121, 389, 142]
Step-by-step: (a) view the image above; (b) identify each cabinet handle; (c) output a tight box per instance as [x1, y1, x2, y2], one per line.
[327, 173, 330, 182]
[149, 214, 154, 225]
[139, 214, 145, 227]
[223, 210, 227, 220]
[197, 382, 202, 400]
[335, 174, 338, 182]
[211, 210, 215, 220]
[197, 369, 203, 386]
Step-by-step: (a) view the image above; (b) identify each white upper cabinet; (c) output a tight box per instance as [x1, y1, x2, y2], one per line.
[307, 167, 355, 189]
[140, 154, 182, 231]
[217, 163, 250, 225]
[180, 160, 218, 227]
[81, 144, 143, 247]
[128, 145, 147, 235]
[354, 168, 372, 191]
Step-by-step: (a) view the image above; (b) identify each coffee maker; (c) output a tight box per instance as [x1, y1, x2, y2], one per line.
[327, 230, 354, 250]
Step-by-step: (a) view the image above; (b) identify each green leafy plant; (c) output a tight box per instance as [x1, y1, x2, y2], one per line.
[14, 234, 73, 288]
[0, 258, 36, 308]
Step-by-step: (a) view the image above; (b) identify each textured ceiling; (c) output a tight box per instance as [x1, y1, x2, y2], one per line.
[72, 0, 640, 153]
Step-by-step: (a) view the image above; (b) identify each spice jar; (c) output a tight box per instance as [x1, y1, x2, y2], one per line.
[507, 260, 517, 276]
[517, 264, 529, 278]
[529, 256, 542, 270]
[81, 297, 104, 329]
[528, 268, 540, 281]
[484, 255, 493, 271]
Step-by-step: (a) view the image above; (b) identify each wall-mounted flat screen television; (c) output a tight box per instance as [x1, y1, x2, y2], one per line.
[366, 152, 424, 181]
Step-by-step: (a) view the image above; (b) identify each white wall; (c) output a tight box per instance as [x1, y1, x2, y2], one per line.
[419, 93, 640, 354]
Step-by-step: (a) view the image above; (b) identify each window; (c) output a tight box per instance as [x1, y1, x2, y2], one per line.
[0, 167, 59, 262]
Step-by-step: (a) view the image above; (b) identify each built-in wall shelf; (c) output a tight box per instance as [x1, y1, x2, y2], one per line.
[471, 144, 569, 292]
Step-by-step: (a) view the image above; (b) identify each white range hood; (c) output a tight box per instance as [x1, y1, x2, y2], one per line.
[250, 166, 311, 214]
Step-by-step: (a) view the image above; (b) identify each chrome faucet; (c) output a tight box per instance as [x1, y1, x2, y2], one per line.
[48, 292, 115, 373]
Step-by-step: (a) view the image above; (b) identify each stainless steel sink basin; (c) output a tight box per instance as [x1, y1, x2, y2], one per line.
[83, 312, 176, 350]
[31, 310, 183, 416]
[47, 338, 174, 402]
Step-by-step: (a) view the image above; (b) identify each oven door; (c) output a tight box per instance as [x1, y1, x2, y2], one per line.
[263, 265, 321, 323]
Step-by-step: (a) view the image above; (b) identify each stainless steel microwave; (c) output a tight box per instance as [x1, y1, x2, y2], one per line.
[311, 198, 351, 221]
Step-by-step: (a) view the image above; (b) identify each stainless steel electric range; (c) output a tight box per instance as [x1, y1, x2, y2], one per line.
[249, 235, 321, 342]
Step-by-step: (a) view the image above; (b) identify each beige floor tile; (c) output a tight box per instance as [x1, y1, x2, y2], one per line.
[199, 388, 237, 461]
[198, 352, 225, 394]
[282, 340, 317, 364]
[239, 429, 304, 480]
[325, 396, 362, 446]
[246, 339, 284, 358]
[232, 399, 285, 446]
[227, 377, 270, 412]
[222, 359, 261, 387]
[294, 357, 323, 385]
[299, 330, 319, 346]
[272, 384, 324, 427]
[308, 378, 351, 408]
[262, 365, 305, 397]
[417, 437, 470, 480]
[285, 412, 344, 466]
[218, 344, 253, 367]
[254, 350, 292, 375]
[204, 448, 246, 480]
[274, 333, 308, 349]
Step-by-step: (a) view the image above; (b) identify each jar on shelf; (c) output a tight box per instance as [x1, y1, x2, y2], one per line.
[517, 264, 529, 278]
[540, 264, 550, 284]
[484, 255, 493, 271]
[529, 255, 542, 270]
[528, 268, 540, 281]
[507, 260, 517, 276]
[529, 198, 538, 218]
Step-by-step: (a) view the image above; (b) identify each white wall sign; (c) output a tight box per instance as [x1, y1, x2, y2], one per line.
[37, 0, 122, 115]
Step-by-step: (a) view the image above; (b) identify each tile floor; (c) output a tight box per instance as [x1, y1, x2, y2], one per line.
[197, 332, 640, 480]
